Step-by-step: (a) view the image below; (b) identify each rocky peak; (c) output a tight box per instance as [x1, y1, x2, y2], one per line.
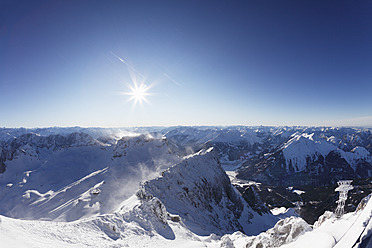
[139, 148, 277, 235]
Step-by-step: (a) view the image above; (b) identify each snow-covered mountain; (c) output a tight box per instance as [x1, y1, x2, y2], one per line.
[163, 126, 372, 224]
[139, 148, 277, 236]
[1, 126, 372, 247]
[0, 141, 278, 248]
[2, 126, 371, 220]
[0, 132, 180, 221]
[162, 126, 372, 187]
[237, 130, 372, 186]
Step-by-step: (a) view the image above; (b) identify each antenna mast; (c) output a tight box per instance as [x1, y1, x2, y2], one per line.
[334, 180, 353, 217]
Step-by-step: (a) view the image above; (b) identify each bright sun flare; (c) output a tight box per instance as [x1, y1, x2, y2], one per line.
[125, 82, 151, 107]
[113, 53, 154, 108]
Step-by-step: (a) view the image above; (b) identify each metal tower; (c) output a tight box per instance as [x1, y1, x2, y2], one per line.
[334, 180, 353, 217]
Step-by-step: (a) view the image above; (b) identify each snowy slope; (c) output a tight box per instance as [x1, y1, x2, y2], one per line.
[0, 132, 180, 221]
[282, 194, 372, 248]
[0, 198, 239, 248]
[0, 201, 209, 248]
[281, 132, 338, 172]
[232, 194, 372, 248]
[1, 193, 371, 248]
[0, 148, 279, 248]
[281, 133, 372, 173]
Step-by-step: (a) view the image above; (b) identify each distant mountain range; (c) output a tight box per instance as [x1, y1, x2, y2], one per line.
[1, 126, 372, 247]
[2, 126, 371, 188]
[237, 130, 372, 186]
[161, 126, 372, 186]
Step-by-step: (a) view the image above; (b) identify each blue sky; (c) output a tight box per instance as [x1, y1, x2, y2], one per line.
[1, 0, 372, 127]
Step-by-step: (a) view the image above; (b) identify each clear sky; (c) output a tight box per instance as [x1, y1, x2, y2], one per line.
[1, 0, 372, 128]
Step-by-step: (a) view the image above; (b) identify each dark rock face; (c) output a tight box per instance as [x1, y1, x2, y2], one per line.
[211, 141, 266, 163]
[355, 159, 372, 178]
[0, 161, 5, 174]
[0, 147, 6, 173]
[343, 131, 372, 154]
[237, 151, 291, 186]
[235, 184, 270, 216]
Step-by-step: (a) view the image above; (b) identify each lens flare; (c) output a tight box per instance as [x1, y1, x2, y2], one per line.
[127, 82, 151, 107]
[112, 52, 155, 108]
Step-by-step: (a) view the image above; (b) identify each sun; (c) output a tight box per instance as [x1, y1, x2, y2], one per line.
[122, 71, 154, 108]
[112, 53, 155, 108]
[127, 82, 150, 106]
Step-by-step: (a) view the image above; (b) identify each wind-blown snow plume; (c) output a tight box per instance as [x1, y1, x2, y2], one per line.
[0, 132, 180, 221]
[139, 148, 278, 236]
